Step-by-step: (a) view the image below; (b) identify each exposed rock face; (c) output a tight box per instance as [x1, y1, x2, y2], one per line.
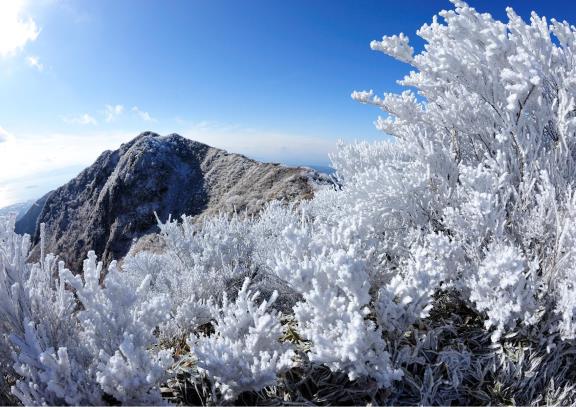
[16, 132, 324, 271]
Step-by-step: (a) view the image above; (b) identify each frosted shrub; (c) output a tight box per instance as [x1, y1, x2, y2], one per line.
[190, 278, 294, 401]
[60, 255, 173, 405]
[122, 202, 300, 340]
[468, 242, 538, 341]
[556, 268, 576, 340]
[0, 219, 173, 405]
[271, 215, 404, 387]
[549, 192, 576, 340]
[272, 0, 576, 402]
[348, 0, 576, 343]
[377, 233, 462, 336]
[0, 219, 95, 405]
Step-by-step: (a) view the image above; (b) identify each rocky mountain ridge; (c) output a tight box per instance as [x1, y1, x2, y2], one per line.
[16, 132, 326, 271]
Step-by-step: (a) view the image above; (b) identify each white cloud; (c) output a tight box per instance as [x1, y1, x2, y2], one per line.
[0, 126, 13, 143]
[26, 55, 43, 71]
[62, 113, 98, 126]
[104, 104, 124, 123]
[0, 0, 40, 57]
[132, 106, 156, 122]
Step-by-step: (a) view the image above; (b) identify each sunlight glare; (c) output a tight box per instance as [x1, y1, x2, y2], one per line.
[0, 0, 39, 57]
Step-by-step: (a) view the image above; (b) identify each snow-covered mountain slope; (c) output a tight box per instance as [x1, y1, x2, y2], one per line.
[0, 200, 34, 221]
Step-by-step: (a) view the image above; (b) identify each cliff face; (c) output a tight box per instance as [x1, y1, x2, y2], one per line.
[13, 193, 52, 235]
[16, 132, 324, 271]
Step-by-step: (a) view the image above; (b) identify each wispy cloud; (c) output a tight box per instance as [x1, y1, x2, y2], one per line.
[26, 55, 43, 71]
[62, 113, 98, 126]
[62, 105, 156, 126]
[0, 126, 13, 143]
[132, 106, 156, 122]
[0, 0, 40, 57]
[104, 104, 124, 123]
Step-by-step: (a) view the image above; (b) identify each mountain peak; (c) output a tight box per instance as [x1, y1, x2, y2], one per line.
[16, 133, 324, 271]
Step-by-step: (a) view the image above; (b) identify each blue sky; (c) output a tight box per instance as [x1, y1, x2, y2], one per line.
[0, 0, 575, 207]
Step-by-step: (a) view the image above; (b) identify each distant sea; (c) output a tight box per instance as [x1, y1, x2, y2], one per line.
[305, 165, 336, 175]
